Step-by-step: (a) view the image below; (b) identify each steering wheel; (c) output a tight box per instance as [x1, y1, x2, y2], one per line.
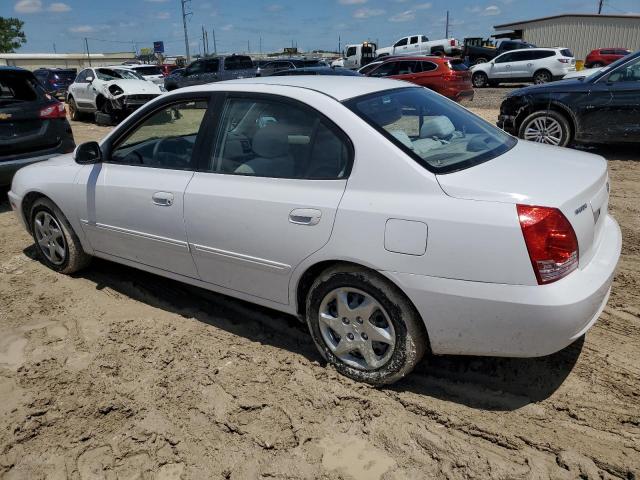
[152, 136, 192, 168]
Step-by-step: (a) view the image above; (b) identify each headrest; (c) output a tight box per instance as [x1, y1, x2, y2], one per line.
[359, 97, 402, 126]
[252, 124, 290, 158]
[420, 116, 455, 138]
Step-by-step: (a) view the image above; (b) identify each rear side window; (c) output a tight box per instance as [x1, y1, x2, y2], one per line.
[420, 61, 438, 72]
[616, 49, 631, 56]
[560, 49, 573, 57]
[410, 36, 419, 45]
[209, 96, 353, 179]
[0, 73, 41, 104]
[448, 59, 468, 71]
[203, 59, 220, 73]
[224, 56, 254, 70]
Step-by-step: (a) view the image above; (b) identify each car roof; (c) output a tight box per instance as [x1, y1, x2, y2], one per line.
[0, 66, 27, 72]
[181, 76, 412, 101]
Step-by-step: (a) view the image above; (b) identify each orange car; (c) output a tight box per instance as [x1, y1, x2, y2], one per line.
[366, 56, 474, 103]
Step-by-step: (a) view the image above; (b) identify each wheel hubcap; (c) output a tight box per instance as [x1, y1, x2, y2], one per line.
[318, 287, 396, 371]
[34, 212, 66, 265]
[523, 116, 563, 145]
[535, 73, 549, 84]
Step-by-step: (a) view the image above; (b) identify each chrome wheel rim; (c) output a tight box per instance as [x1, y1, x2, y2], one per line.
[523, 116, 563, 145]
[34, 211, 66, 265]
[318, 287, 396, 371]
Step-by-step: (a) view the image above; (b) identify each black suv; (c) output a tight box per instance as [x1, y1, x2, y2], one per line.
[256, 58, 327, 77]
[33, 68, 77, 100]
[164, 55, 255, 91]
[1, 67, 75, 186]
[498, 50, 640, 146]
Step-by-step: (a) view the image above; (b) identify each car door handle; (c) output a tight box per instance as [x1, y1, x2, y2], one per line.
[289, 208, 322, 226]
[152, 191, 174, 206]
[527, 63, 533, 66]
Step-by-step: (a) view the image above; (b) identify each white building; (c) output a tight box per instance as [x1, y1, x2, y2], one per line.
[494, 14, 640, 60]
[0, 52, 136, 70]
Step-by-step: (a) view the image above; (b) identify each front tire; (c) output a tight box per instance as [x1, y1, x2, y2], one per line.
[472, 71, 489, 88]
[518, 110, 572, 147]
[30, 198, 91, 274]
[67, 96, 82, 121]
[590, 62, 604, 68]
[306, 265, 427, 385]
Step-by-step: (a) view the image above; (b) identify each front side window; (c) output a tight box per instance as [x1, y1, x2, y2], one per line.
[345, 87, 516, 174]
[224, 56, 253, 70]
[495, 53, 514, 64]
[75, 70, 89, 83]
[186, 61, 204, 76]
[203, 59, 220, 73]
[395, 38, 408, 47]
[606, 56, 640, 83]
[209, 96, 352, 179]
[111, 100, 208, 170]
[346, 47, 357, 57]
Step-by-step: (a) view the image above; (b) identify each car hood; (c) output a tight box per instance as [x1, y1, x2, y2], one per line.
[508, 78, 591, 96]
[104, 79, 162, 94]
[436, 140, 607, 207]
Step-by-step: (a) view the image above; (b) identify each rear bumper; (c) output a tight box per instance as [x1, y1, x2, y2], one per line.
[384, 214, 621, 357]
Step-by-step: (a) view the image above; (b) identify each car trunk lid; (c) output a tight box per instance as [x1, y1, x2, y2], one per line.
[436, 140, 609, 268]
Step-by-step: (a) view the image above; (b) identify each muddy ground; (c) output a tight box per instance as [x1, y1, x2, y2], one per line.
[0, 89, 639, 479]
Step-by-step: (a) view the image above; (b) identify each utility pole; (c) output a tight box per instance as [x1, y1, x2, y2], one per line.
[202, 25, 207, 56]
[259, 36, 262, 54]
[52, 42, 57, 53]
[445, 10, 450, 38]
[597, 0, 604, 13]
[181, 0, 192, 62]
[247, 40, 250, 53]
[84, 37, 91, 66]
[205, 30, 209, 55]
[212, 28, 217, 54]
[338, 35, 341, 55]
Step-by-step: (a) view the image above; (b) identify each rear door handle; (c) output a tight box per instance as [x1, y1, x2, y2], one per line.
[289, 208, 322, 226]
[152, 191, 174, 206]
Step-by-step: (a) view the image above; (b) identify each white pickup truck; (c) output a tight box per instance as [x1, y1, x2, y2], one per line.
[331, 42, 378, 70]
[376, 35, 461, 58]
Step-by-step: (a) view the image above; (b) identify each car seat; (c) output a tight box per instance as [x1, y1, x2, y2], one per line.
[235, 123, 295, 177]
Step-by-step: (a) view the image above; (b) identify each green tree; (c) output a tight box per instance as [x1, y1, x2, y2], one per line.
[0, 17, 26, 53]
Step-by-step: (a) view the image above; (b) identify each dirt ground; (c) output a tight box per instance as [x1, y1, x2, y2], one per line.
[0, 89, 639, 480]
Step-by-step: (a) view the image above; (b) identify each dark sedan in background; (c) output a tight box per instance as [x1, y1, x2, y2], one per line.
[0, 67, 75, 186]
[33, 68, 76, 100]
[498, 50, 640, 147]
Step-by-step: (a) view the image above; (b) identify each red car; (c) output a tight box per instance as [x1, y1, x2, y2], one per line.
[585, 48, 631, 68]
[365, 56, 473, 103]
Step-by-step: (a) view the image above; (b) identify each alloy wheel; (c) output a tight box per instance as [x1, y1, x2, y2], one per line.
[534, 72, 551, 84]
[34, 211, 67, 265]
[473, 73, 487, 88]
[318, 287, 396, 371]
[523, 116, 563, 145]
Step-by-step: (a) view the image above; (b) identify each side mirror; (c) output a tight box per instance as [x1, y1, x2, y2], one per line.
[74, 141, 102, 165]
[86, 76, 94, 83]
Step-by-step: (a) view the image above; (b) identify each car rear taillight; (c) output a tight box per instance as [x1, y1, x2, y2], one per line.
[39, 102, 66, 119]
[450, 39, 456, 46]
[517, 205, 579, 285]
[557, 58, 570, 63]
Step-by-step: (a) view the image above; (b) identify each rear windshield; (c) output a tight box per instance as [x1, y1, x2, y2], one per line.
[448, 59, 468, 71]
[345, 87, 516, 174]
[133, 66, 162, 75]
[560, 49, 574, 57]
[0, 73, 42, 106]
[224, 56, 254, 70]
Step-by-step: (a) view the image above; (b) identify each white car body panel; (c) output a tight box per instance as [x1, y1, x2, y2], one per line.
[563, 67, 603, 80]
[8, 76, 621, 359]
[376, 35, 460, 58]
[471, 48, 576, 82]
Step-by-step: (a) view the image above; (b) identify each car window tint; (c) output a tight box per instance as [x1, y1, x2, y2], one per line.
[392, 61, 419, 75]
[494, 53, 514, 63]
[606, 56, 640, 83]
[209, 97, 352, 179]
[186, 61, 204, 76]
[410, 36, 419, 45]
[600, 49, 614, 55]
[346, 47, 357, 57]
[370, 62, 396, 77]
[510, 51, 533, 62]
[420, 61, 438, 72]
[111, 100, 208, 170]
[202, 59, 220, 73]
[0, 73, 40, 102]
[395, 38, 408, 47]
[76, 70, 89, 83]
[421, 36, 428, 42]
[224, 56, 253, 70]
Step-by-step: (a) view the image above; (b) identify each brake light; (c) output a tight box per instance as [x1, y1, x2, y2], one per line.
[39, 102, 66, 119]
[450, 39, 455, 46]
[517, 205, 579, 284]
[557, 58, 570, 63]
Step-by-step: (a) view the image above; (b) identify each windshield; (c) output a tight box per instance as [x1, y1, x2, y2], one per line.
[114, 69, 145, 80]
[345, 87, 516, 174]
[96, 68, 123, 80]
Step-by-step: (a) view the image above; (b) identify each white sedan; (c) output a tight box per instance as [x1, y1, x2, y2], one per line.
[8, 77, 621, 385]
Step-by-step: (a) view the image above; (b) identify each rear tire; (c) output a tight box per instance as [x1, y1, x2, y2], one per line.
[306, 265, 427, 385]
[591, 62, 604, 68]
[30, 198, 91, 274]
[472, 71, 489, 88]
[533, 69, 552, 84]
[67, 96, 82, 121]
[518, 110, 572, 147]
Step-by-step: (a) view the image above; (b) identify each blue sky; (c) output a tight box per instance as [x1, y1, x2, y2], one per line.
[3, 0, 639, 55]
